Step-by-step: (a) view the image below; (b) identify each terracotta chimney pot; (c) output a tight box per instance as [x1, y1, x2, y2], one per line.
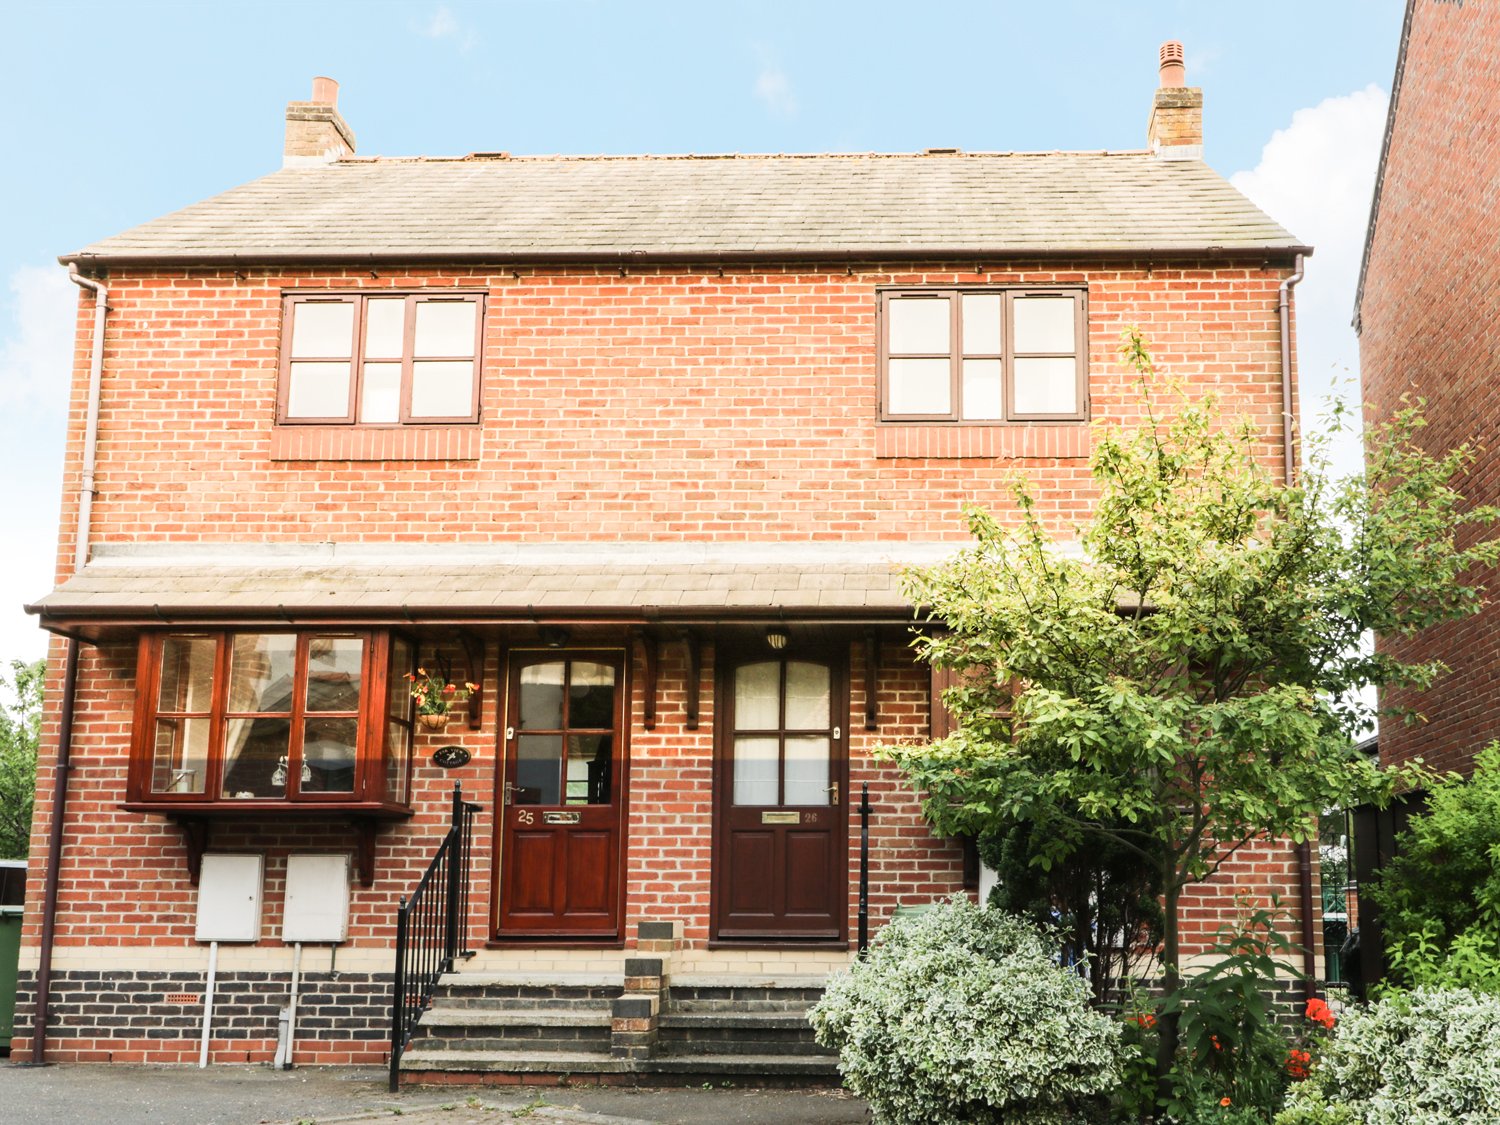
[1147, 41, 1202, 160]
[1159, 41, 1186, 88]
[310, 76, 339, 106]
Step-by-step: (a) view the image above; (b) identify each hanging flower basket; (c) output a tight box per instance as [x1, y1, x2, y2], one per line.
[408, 668, 477, 732]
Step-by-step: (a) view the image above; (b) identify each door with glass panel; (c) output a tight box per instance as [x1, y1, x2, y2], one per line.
[714, 653, 847, 940]
[496, 652, 627, 938]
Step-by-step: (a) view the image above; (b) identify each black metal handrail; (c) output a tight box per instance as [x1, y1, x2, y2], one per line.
[390, 782, 480, 1091]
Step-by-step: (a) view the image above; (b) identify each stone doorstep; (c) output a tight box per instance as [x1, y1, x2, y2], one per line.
[666, 973, 831, 990]
[438, 972, 623, 989]
[400, 1048, 840, 1077]
[658, 1011, 817, 1030]
[419, 1008, 614, 1029]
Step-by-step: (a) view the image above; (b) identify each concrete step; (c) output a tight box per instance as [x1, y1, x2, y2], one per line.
[411, 1006, 615, 1054]
[423, 1008, 614, 1029]
[399, 1048, 841, 1082]
[400, 1047, 631, 1074]
[657, 1011, 833, 1057]
[433, 980, 623, 1011]
[666, 981, 826, 1014]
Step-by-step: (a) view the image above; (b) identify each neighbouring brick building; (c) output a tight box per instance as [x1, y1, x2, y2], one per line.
[14, 45, 1317, 1077]
[1357, 0, 1500, 778]
[1345, 0, 1499, 995]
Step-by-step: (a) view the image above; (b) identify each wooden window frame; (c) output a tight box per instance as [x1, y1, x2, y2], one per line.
[125, 628, 416, 814]
[276, 292, 485, 426]
[877, 286, 1088, 424]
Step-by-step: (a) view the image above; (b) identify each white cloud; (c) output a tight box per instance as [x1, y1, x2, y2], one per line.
[418, 5, 476, 51]
[753, 64, 797, 118]
[0, 264, 76, 414]
[1231, 84, 1389, 476]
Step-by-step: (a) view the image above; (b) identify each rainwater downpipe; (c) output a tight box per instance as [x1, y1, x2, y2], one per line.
[1279, 253, 1319, 1002]
[30, 268, 108, 1064]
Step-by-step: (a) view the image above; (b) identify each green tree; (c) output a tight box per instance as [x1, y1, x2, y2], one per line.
[1371, 744, 1500, 993]
[0, 658, 45, 859]
[887, 331, 1499, 1096]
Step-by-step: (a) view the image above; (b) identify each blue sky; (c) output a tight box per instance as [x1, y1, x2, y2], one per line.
[0, 0, 1406, 664]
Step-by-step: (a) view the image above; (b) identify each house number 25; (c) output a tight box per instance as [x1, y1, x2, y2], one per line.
[517, 809, 535, 825]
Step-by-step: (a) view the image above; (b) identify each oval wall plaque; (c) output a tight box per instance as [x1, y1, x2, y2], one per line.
[431, 745, 472, 769]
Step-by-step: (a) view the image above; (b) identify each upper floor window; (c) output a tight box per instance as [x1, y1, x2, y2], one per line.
[278, 293, 484, 425]
[879, 288, 1086, 423]
[127, 630, 416, 810]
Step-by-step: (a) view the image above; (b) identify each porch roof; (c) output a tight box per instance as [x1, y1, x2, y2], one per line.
[27, 541, 978, 637]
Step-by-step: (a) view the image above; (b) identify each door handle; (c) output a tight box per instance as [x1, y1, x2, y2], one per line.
[503, 781, 518, 806]
[824, 783, 840, 806]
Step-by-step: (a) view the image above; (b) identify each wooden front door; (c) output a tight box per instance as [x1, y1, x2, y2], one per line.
[495, 651, 627, 939]
[713, 652, 848, 940]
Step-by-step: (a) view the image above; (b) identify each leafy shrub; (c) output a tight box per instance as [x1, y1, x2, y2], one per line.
[1370, 745, 1500, 992]
[808, 897, 1122, 1124]
[1275, 987, 1500, 1124]
[1161, 907, 1301, 1122]
[980, 816, 1164, 1005]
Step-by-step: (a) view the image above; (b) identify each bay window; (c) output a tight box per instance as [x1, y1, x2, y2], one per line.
[128, 630, 415, 811]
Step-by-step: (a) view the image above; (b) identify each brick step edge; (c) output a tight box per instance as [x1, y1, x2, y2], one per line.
[658, 1012, 815, 1030]
[419, 1008, 613, 1029]
[400, 1049, 841, 1077]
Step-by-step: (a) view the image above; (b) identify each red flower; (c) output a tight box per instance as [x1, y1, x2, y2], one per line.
[1286, 1048, 1312, 1080]
[1130, 1012, 1157, 1029]
[443, 683, 456, 694]
[1220, 1097, 1232, 1107]
[1306, 998, 1336, 1029]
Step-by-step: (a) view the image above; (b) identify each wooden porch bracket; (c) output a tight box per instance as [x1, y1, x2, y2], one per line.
[459, 632, 486, 731]
[352, 817, 378, 887]
[637, 630, 659, 731]
[681, 629, 701, 730]
[177, 817, 210, 885]
[864, 629, 880, 730]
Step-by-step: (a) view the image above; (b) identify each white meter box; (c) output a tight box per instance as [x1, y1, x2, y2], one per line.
[282, 853, 351, 943]
[195, 854, 264, 942]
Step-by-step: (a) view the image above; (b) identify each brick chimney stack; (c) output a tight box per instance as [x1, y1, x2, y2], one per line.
[1147, 41, 1203, 161]
[283, 77, 356, 168]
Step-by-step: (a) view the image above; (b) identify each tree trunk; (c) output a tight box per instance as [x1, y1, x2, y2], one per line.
[1153, 877, 1182, 1109]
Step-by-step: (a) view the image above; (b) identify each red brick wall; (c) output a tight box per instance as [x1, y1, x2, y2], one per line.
[18, 255, 1306, 1062]
[1359, 0, 1500, 775]
[49, 261, 1291, 574]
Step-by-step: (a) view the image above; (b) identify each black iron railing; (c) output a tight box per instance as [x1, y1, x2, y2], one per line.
[390, 782, 480, 1091]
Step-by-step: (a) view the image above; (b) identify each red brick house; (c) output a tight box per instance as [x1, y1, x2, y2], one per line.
[13, 46, 1316, 1079]
[1357, 0, 1500, 778]
[1346, 0, 1500, 993]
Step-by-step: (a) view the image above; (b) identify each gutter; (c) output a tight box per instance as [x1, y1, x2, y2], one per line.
[1276, 251, 1321, 1001]
[58, 245, 1314, 271]
[30, 268, 108, 1065]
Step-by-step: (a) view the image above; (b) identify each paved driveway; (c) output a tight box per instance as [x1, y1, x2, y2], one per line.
[0, 1063, 867, 1125]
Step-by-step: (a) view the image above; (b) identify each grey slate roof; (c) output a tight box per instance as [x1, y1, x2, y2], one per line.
[28, 542, 975, 626]
[64, 152, 1306, 266]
